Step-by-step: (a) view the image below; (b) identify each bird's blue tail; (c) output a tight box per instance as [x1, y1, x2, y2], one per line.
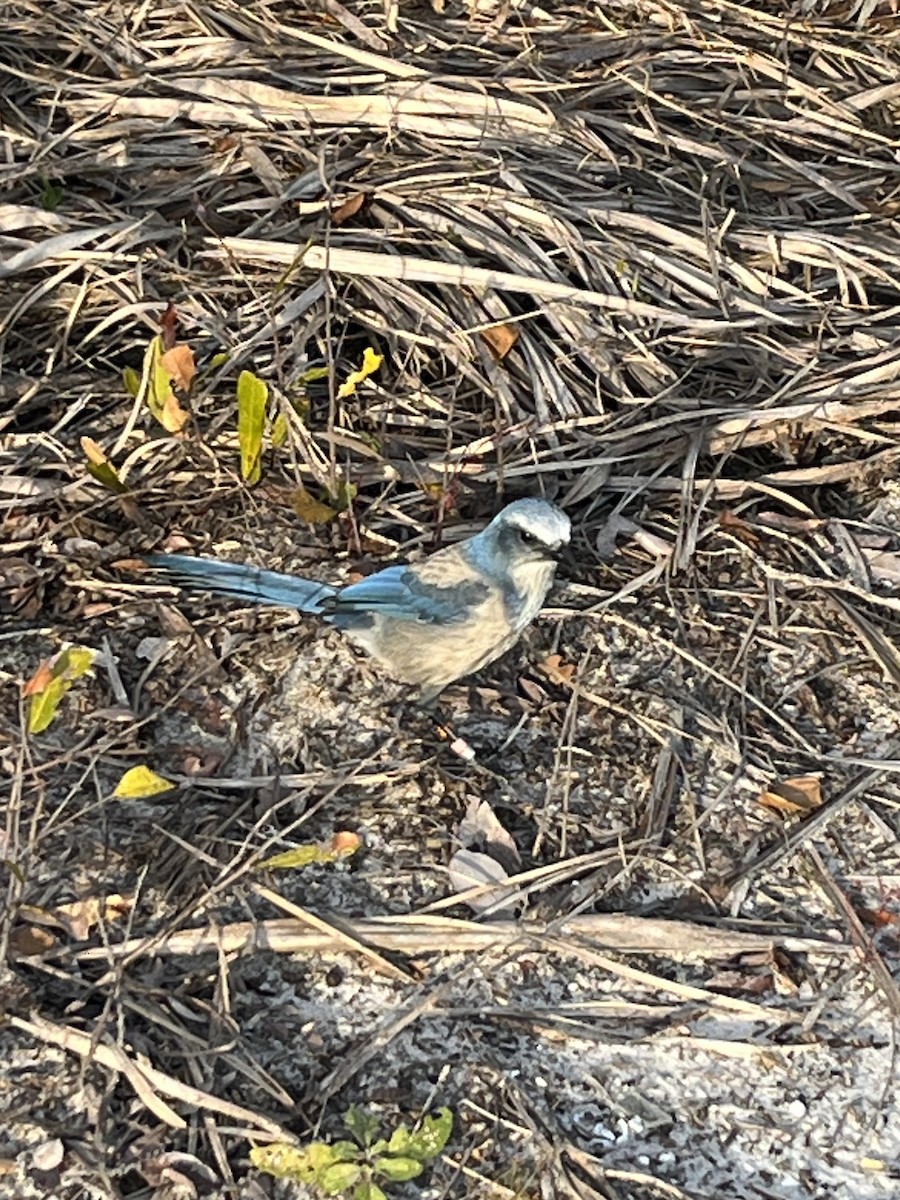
[146, 554, 336, 614]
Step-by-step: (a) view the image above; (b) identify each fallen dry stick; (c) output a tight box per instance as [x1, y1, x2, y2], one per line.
[72, 912, 849, 964]
[7, 1013, 289, 1139]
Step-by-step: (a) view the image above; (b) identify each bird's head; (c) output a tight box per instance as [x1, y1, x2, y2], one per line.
[491, 498, 571, 567]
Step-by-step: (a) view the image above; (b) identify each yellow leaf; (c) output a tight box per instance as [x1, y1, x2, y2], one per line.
[143, 335, 190, 433]
[258, 845, 322, 870]
[26, 646, 95, 735]
[237, 370, 268, 484]
[259, 833, 360, 871]
[250, 1143, 325, 1182]
[291, 485, 336, 525]
[114, 765, 175, 799]
[81, 436, 128, 494]
[337, 347, 383, 399]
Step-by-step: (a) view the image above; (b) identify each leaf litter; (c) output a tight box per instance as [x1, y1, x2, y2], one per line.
[2, 2, 900, 1198]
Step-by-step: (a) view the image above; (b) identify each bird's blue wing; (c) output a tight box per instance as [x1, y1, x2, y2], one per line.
[146, 554, 336, 613]
[329, 565, 489, 625]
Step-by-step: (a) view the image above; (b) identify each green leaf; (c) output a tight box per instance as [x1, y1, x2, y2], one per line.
[41, 178, 63, 211]
[319, 1161, 363, 1194]
[249, 1141, 338, 1183]
[354, 1182, 387, 1200]
[270, 411, 288, 449]
[209, 351, 230, 369]
[385, 1125, 413, 1156]
[122, 366, 142, 397]
[330, 1141, 361, 1162]
[345, 1105, 380, 1149]
[332, 481, 357, 513]
[374, 1155, 423, 1182]
[26, 647, 95, 735]
[1, 858, 26, 885]
[305, 1142, 345, 1178]
[258, 845, 322, 870]
[300, 364, 331, 384]
[81, 437, 128, 494]
[237, 370, 268, 484]
[404, 1108, 453, 1161]
[113, 765, 175, 799]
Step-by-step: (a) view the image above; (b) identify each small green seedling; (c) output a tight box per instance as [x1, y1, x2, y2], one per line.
[250, 1105, 453, 1200]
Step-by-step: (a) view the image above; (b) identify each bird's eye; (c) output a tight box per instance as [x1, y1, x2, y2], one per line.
[519, 528, 538, 544]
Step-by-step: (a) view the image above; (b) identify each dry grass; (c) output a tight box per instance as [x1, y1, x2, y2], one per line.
[2, 2, 900, 1198]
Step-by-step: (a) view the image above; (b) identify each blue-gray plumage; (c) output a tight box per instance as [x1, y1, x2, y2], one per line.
[147, 498, 570, 702]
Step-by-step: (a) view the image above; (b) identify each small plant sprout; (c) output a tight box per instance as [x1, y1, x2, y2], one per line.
[250, 1105, 453, 1200]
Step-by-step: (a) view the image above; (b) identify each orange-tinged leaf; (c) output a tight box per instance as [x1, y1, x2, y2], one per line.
[114, 765, 175, 799]
[160, 344, 196, 393]
[26, 646, 95, 734]
[337, 347, 382, 399]
[259, 832, 361, 871]
[330, 831, 362, 857]
[481, 322, 519, 360]
[331, 192, 366, 224]
[541, 654, 576, 685]
[291, 485, 336, 525]
[23, 660, 53, 697]
[759, 775, 823, 814]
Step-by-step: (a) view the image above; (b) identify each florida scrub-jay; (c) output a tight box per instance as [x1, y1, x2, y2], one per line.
[147, 498, 570, 702]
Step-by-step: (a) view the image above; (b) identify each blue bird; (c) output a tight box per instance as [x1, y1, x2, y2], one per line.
[147, 498, 571, 702]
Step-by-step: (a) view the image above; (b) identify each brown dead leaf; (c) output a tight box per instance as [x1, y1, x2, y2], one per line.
[481, 322, 519, 360]
[331, 192, 366, 224]
[291, 485, 336, 525]
[9, 924, 57, 957]
[158, 300, 178, 350]
[718, 508, 761, 548]
[541, 654, 576, 685]
[54, 893, 134, 941]
[182, 751, 224, 777]
[111, 558, 149, 571]
[141, 1150, 218, 1191]
[160, 344, 197, 393]
[759, 775, 823, 815]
